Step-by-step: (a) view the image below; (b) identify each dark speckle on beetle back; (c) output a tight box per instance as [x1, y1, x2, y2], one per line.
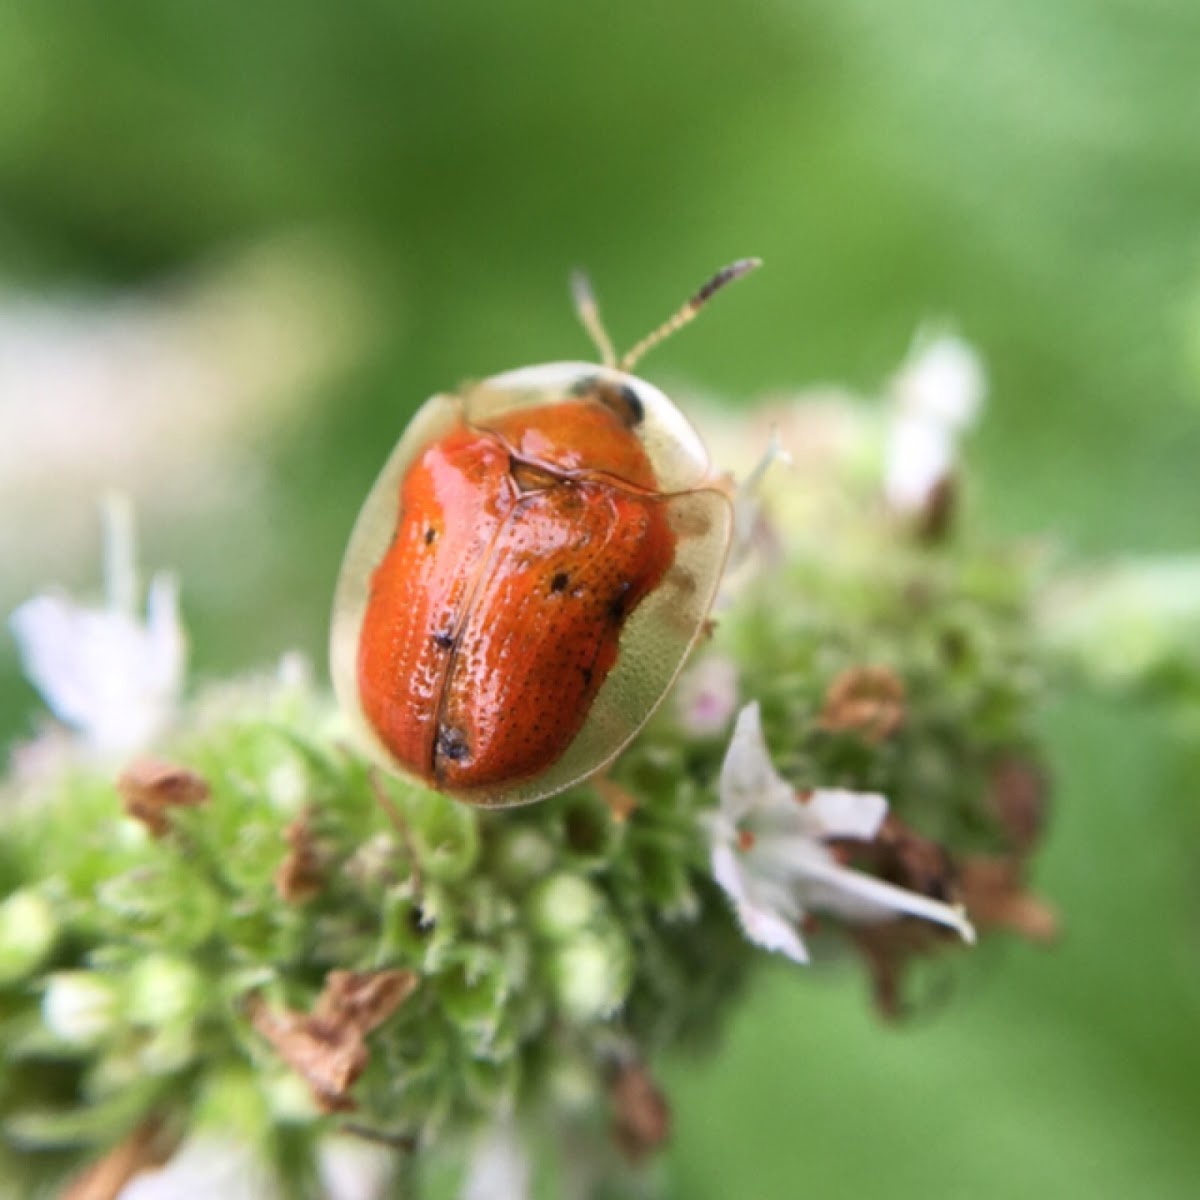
[436, 725, 470, 764]
[607, 580, 633, 622]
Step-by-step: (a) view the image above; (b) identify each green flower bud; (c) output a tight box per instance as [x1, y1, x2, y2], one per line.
[0, 889, 56, 984]
[194, 1067, 274, 1142]
[527, 873, 605, 941]
[90, 1045, 144, 1094]
[42, 972, 120, 1047]
[125, 953, 204, 1027]
[136, 1024, 198, 1076]
[544, 1054, 601, 1114]
[263, 1068, 322, 1123]
[549, 925, 633, 1023]
[491, 825, 556, 888]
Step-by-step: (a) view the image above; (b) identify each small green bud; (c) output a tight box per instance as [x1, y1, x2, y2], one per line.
[491, 826, 556, 887]
[137, 1024, 198, 1076]
[125, 953, 204, 1027]
[265, 755, 309, 812]
[527, 873, 605, 941]
[42, 972, 120, 1047]
[263, 1068, 322, 1123]
[90, 1046, 144, 1094]
[194, 1067, 274, 1142]
[0, 889, 56, 984]
[544, 1054, 601, 1114]
[549, 925, 633, 1022]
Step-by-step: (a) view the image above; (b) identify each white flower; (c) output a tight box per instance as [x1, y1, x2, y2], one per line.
[460, 1117, 531, 1200]
[884, 332, 985, 516]
[707, 703, 975, 964]
[9, 494, 185, 757]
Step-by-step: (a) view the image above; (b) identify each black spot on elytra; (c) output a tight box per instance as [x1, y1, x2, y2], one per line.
[424, 527, 437, 545]
[436, 726, 470, 763]
[550, 571, 570, 594]
[580, 666, 594, 687]
[432, 631, 454, 651]
[607, 581, 632, 622]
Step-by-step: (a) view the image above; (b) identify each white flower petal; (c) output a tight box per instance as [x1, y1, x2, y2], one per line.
[805, 788, 889, 841]
[9, 510, 185, 757]
[712, 845, 810, 963]
[710, 842, 751, 911]
[885, 333, 986, 516]
[894, 334, 986, 429]
[884, 416, 953, 514]
[734, 895, 811, 963]
[10, 595, 93, 724]
[719, 703, 796, 823]
[791, 853, 975, 943]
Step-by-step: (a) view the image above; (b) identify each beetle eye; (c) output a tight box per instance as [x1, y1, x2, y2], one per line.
[569, 377, 644, 429]
[608, 384, 644, 428]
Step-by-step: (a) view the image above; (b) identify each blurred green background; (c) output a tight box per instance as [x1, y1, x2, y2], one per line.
[2, 1, 1199, 1196]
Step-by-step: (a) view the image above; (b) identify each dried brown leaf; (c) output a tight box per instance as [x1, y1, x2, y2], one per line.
[116, 758, 210, 838]
[818, 666, 907, 743]
[961, 856, 1059, 944]
[248, 969, 418, 1112]
[610, 1062, 671, 1163]
[987, 756, 1051, 855]
[275, 812, 325, 904]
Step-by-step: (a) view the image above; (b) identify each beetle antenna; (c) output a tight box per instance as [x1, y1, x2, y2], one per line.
[619, 257, 762, 373]
[570, 269, 618, 368]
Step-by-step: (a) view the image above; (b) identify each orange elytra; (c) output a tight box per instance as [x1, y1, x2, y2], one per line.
[330, 260, 759, 806]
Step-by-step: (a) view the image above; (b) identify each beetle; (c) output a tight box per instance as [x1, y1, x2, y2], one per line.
[330, 260, 759, 806]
